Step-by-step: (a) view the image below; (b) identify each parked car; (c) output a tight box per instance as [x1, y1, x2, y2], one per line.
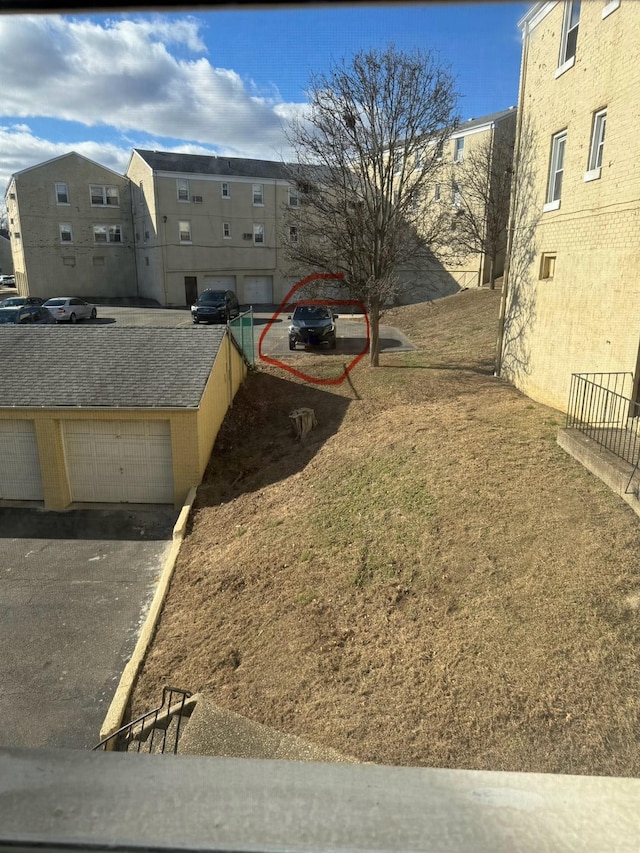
[0, 275, 16, 287]
[191, 289, 240, 324]
[43, 297, 97, 323]
[0, 305, 57, 325]
[288, 304, 338, 350]
[1, 295, 45, 308]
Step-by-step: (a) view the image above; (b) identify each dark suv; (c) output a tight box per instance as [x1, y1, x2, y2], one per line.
[0, 305, 56, 325]
[191, 289, 240, 324]
[288, 304, 337, 350]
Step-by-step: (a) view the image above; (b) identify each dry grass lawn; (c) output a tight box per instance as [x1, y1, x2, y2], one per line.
[133, 289, 640, 776]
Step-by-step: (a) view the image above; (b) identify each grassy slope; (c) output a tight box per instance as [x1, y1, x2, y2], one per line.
[134, 290, 640, 776]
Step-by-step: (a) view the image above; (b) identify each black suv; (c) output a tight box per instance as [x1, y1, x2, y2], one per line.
[0, 305, 56, 325]
[191, 289, 240, 324]
[288, 304, 337, 350]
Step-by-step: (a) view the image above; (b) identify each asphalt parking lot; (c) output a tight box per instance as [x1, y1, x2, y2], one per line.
[0, 507, 176, 750]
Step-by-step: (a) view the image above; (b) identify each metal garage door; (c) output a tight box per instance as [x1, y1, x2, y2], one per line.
[204, 276, 236, 293]
[243, 276, 273, 304]
[64, 420, 174, 504]
[0, 420, 44, 500]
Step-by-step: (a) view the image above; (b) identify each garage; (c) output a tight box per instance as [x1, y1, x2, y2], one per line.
[64, 420, 174, 504]
[0, 420, 44, 501]
[243, 275, 273, 305]
[204, 275, 236, 293]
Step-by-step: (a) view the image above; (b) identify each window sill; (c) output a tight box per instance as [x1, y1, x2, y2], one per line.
[554, 56, 575, 79]
[253, 203, 265, 208]
[179, 241, 193, 245]
[543, 200, 561, 213]
[583, 168, 602, 183]
[602, 0, 620, 19]
[56, 202, 70, 206]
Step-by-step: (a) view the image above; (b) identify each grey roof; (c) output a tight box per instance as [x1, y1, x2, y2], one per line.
[0, 327, 225, 409]
[455, 107, 517, 135]
[134, 149, 297, 181]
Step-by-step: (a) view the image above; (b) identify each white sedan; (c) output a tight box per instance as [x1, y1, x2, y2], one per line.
[43, 297, 97, 323]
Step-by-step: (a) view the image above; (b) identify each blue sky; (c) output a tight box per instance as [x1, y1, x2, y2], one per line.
[0, 3, 529, 194]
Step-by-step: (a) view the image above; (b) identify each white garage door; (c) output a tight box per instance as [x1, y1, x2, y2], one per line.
[204, 276, 236, 293]
[243, 276, 273, 304]
[64, 420, 174, 504]
[0, 420, 44, 501]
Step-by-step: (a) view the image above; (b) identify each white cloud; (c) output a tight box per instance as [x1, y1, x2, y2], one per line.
[0, 125, 133, 193]
[0, 14, 304, 164]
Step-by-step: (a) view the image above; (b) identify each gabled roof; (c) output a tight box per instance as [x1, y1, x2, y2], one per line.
[8, 150, 125, 182]
[133, 149, 297, 181]
[0, 327, 225, 409]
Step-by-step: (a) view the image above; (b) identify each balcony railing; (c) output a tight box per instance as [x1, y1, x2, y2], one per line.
[566, 372, 640, 490]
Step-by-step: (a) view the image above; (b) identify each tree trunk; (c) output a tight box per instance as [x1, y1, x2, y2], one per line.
[489, 255, 496, 290]
[369, 298, 381, 367]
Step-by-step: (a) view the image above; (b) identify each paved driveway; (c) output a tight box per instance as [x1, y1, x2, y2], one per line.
[0, 507, 176, 750]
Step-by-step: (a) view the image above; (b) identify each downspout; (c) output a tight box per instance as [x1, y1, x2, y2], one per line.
[496, 19, 529, 375]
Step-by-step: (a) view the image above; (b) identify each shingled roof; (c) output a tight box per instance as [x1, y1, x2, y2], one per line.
[0, 327, 225, 409]
[134, 149, 298, 181]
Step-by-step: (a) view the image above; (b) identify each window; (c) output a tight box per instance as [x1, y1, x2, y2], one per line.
[253, 184, 264, 205]
[223, 223, 231, 239]
[558, 1, 581, 72]
[451, 181, 462, 206]
[454, 137, 465, 163]
[139, 181, 145, 207]
[435, 141, 444, 160]
[90, 185, 120, 206]
[55, 182, 69, 205]
[145, 257, 149, 266]
[545, 131, 567, 209]
[221, 182, 230, 198]
[144, 229, 150, 241]
[434, 183, 441, 202]
[179, 221, 192, 243]
[288, 186, 299, 207]
[414, 149, 423, 169]
[59, 223, 73, 243]
[93, 224, 122, 243]
[289, 226, 298, 244]
[585, 109, 607, 180]
[177, 179, 189, 202]
[253, 224, 264, 244]
[540, 253, 557, 280]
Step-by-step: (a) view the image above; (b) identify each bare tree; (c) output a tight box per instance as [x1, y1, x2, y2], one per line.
[448, 128, 515, 290]
[283, 44, 459, 366]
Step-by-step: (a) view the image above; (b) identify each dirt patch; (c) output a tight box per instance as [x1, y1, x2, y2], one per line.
[133, 289, 640, 776]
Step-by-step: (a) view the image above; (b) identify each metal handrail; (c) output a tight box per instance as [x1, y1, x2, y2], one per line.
[93, 686, 194, 753]
[566, 372, 640, 493]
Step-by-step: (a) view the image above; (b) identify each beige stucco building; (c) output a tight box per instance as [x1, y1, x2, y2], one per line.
[435, 108, 517, 292]
[5, 152, 136, 301]
[500, 0, 639, 412]
[126, 150, 301, 307]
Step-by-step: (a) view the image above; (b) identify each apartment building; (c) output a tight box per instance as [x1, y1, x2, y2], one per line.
[127, 150, 301, 307]
[438, 107, 517, 291]
[4, 107, 517, 310]
[5, 152, 135, 301]
[499, 0, 639, 412]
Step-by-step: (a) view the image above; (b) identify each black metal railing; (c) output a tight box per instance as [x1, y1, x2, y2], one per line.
[566, 372, 640, 490]
[93, 686, 195, 754]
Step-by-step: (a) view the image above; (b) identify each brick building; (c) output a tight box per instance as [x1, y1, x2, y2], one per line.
[499, 0, 639, 412]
